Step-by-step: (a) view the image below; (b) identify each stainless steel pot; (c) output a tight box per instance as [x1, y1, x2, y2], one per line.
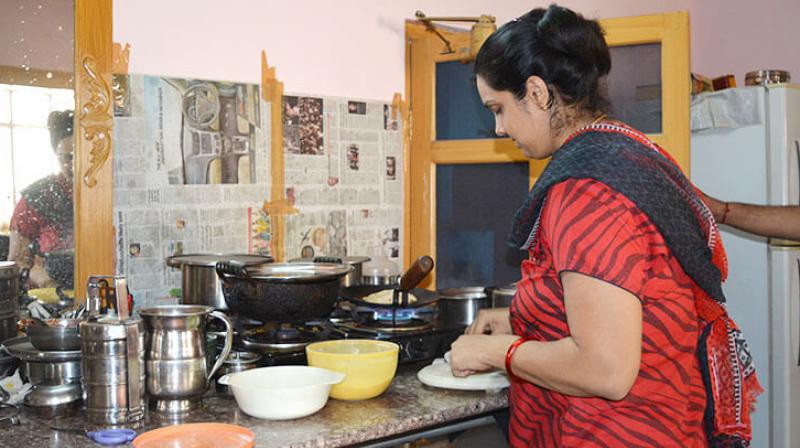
[487, 283, 517, 308]
[22, 318, 82, 351]
[0, 262, 19, 343]
[291, 256, 370, 287]
[167, 254, 272, 310]
[436, 287, 489, 326]
[214, 351, 261, 394]
[745, 69, 791, 86]
[361, 256, 400, 286]
[216, 261, 352, 322]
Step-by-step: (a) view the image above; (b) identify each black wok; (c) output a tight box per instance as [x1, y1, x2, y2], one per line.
[216, 261, 351, 323]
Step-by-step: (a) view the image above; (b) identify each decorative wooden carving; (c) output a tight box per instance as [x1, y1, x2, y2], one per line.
[79, 55, 113, 188]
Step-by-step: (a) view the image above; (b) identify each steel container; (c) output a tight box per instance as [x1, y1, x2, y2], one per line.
[80, 318, 146, 424]
[487, 283, 517, 308]
[0, 262, 19, 343]
[436, 287, 489, 326]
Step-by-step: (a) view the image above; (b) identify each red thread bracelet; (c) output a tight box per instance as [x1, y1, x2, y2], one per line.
[505, 336, 533, 382]
[720, 202, 731, 224]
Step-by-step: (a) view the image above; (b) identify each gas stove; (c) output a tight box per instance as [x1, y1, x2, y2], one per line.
[332, 319, 465, 364]
[215, 301, 464, 366]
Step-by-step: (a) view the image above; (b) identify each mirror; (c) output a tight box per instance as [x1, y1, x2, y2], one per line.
[0, 0, 76, 295]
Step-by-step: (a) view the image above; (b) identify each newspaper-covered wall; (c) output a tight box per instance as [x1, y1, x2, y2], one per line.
[113, 75, 403, 308]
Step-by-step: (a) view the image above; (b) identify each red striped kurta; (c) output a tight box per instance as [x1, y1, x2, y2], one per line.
[510, 178, 708, 447]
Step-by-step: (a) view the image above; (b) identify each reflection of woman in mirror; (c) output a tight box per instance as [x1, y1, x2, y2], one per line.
[8, 110, 75, 289]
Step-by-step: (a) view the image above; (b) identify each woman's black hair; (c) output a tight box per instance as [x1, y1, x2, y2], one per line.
[475, 4, 611, 115]
[47, 110, 74, 150]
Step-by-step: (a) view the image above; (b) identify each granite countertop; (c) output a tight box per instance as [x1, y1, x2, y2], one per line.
[1, 364, 509, 447]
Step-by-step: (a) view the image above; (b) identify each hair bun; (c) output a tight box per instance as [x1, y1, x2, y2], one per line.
[535, 4, 611, 77]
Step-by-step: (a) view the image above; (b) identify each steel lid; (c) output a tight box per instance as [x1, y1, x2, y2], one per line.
[438, 286, 488, 300]
[167, 254, 272, 268]
[2, 336, 82, 362]
[0, 262, 18, 280]
[230, 262, 352, 283]
[223, 351, 261, 366]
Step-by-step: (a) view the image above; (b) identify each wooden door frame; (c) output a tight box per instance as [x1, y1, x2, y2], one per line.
[404, 12, 690, 289]
[74, 0, 114, 301]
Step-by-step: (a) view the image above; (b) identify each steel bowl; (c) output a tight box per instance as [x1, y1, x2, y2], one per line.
[22, 318, 81, 352]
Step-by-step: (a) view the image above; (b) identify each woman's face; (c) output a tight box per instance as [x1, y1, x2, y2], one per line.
[476, 75, 557, 159]
[55, 136, 74, 177]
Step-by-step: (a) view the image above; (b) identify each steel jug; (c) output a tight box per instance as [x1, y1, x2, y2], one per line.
[138, 304, 233, 413]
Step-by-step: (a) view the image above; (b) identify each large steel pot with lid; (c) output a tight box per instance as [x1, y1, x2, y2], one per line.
[290, 256, 370, 287]
[0, 262, 19, 343]
[167, 254, 272, 310]
[215, 261, 351, 322]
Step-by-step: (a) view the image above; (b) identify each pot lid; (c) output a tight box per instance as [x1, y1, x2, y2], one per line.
[2, 336, 82, 362]
[438, 286, 488, 300]
[166, 254, 272, 268]
[223, 351, 261, 365]
[230, 262, 351, 283]
[0, 262, 18, 280]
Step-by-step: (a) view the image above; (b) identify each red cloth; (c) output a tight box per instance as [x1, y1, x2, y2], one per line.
[510, 178, 708, 447]
[10, 196, 69, 253]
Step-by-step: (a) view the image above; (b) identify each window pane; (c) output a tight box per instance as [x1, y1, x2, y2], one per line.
[11, 126, 60, 191]
[607, 43, 662, 134]
[436, 163, 529, 289]
[50, 88, 74, 112]
[10, 88, 51, 127]
[0, 88, 10, 124]
[435, 61, 497, 140]
[0, 127, 13, 231]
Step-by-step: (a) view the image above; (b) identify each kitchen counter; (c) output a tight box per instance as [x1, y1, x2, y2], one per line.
[1, 363, 509, 447]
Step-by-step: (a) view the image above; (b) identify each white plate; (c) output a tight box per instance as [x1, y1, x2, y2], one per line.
[417, 359, 510, 391]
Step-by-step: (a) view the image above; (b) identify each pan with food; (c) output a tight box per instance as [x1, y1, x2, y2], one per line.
[339, 256, 438, 309]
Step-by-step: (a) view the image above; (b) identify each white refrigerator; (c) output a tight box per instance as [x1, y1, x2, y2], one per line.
[691, 84, 800, 448]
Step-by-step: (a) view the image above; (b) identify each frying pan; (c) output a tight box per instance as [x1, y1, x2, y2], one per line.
[340, 256, 437, 308]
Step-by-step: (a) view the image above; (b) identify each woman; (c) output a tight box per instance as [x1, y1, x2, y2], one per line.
[8, 110, 75, 289]
[448, 5, 761, 447]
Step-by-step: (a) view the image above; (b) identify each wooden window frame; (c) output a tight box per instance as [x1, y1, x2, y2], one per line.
[404, 12, 690, 289]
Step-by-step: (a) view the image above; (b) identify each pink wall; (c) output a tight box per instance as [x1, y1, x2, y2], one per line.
[691, 0, 798, 85]
[113, 0, 690, 100]
[112, 0, 793, 100]
[1, 0, 74, 74]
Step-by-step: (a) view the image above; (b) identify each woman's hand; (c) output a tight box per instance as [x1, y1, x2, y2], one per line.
[465, 308, 512, 335]
[449, 334, 519, 377]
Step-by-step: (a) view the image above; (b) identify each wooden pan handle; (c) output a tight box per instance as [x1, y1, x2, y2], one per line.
[399, 255, 434, 292]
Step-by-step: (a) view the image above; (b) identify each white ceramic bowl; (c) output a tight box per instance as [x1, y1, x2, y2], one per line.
[217, 366, 345, 420]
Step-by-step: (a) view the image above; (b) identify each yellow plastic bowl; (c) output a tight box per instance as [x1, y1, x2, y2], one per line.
[305, 339, 399, 400]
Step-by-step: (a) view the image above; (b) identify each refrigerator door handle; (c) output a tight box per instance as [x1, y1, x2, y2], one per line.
[795, 140, 800, 206]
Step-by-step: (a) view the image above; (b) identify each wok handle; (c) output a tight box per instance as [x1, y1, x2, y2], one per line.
[215, 260, 251, 280]
[399, 255, 434, 292]
[313, 256, 343, 264]
[206, 311, 234, 382]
